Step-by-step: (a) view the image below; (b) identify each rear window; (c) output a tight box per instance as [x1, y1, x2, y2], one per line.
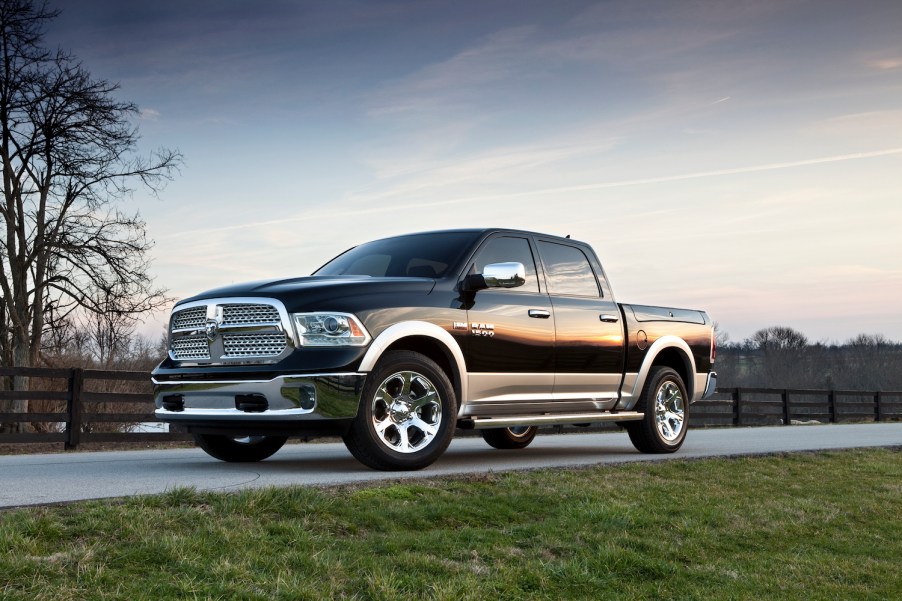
[315, 232, 481, 278]
[538, 241, 600, 297]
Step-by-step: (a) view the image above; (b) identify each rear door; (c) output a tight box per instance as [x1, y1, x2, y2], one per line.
[536, 239, 625, 406]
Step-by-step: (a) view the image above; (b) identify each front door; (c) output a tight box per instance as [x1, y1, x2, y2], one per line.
[464, 235, 555, 405]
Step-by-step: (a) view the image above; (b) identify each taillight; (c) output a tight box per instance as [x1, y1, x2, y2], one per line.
[711, 328, 717, 364]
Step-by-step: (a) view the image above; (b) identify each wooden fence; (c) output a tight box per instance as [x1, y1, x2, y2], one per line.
[1, 367, 901, 449]
[0, 366, 191, 448]
[691, 387, 902, 427]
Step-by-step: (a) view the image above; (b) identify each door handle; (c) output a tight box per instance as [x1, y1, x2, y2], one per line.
[528, 309, 551, 319]
[599, 314, 619, 323]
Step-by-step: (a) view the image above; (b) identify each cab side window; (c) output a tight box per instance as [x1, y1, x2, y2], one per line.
[538, 241, 600, 297]
[473, 236, 540, 292]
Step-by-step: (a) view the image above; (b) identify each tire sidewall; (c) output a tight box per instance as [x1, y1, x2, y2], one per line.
[481, 425, 538, 450]
[644, 367, 689, 451]
[353, 351, 457, 469]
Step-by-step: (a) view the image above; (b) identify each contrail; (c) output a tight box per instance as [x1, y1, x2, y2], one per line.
[160, 147, 902, 238]
[479, 147, 902, 197]
[334, 146, 902, 216]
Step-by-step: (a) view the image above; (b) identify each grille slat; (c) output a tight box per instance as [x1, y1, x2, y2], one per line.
[171, 335, 211, 360]
[221, 304, 281, 326]
[222, 333, 287, 358]
[172, 306, 206, 330]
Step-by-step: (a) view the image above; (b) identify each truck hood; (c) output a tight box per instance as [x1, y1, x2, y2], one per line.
[176, 276, 437, 313]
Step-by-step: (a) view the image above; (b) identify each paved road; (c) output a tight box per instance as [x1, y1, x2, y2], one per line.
[2, 423, 900, 508]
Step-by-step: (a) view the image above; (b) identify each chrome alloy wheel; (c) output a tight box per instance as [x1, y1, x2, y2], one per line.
[371, 370, 442, 453]
[654, 380, 685, 442]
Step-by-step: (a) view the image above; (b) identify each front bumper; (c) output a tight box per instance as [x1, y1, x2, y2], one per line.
[153, 372, 366, 422]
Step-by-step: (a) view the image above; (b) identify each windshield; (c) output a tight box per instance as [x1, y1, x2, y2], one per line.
[314, 231, 482, 278]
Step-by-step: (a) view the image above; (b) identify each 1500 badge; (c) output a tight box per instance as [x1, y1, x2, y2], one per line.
[471, 323, 495, 337]
[452, 322, 496, 336]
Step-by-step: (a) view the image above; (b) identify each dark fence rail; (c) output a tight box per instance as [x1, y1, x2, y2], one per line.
[0, 366, 192, 448]
[1, 367, 901, 449]
[691, 387, 902, 428]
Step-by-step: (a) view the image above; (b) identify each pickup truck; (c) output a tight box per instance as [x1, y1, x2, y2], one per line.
[152, 229, 717, 470]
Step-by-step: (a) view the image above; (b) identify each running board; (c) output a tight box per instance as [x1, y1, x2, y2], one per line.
[459, 411, 644, 430]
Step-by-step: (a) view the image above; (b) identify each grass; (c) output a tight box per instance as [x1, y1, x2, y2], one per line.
[1, 448, 900, 600]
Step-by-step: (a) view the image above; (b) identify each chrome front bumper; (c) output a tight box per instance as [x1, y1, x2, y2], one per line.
[153, 372, 366, 422]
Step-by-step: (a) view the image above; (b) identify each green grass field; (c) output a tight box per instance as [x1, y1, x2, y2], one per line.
[1, 448, 900, 600]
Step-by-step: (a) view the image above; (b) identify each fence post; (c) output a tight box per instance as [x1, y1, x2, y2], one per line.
[782, 389, 790, 426]
[828, 390, 836, 424]
[875, 392, 882, 422]
[65, 368, 84, 450]
[735, 388, 742, 426]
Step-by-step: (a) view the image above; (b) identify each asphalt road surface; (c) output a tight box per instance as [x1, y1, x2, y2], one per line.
[2, 423, 900, 508]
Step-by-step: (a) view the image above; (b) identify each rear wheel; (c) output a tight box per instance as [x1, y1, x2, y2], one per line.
[194, 434, 288, 462]
[343, 350, 457, 471]
[481, 426, 538, 449]
[626, 366, 688, 453]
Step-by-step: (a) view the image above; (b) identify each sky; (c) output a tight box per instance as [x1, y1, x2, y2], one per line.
[45, 0, 902, 344]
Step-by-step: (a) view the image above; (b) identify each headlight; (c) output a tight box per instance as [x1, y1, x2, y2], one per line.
[291, 312, 371, 347]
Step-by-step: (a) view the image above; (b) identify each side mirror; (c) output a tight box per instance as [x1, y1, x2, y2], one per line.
[483, 262, 526, 288]
[462, 262, 527, 292]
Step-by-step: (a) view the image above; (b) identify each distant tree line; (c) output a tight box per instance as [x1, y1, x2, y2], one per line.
[715, 325, 902, 391]
[18, 311, 165, 436]
[40, 308, 164, 372]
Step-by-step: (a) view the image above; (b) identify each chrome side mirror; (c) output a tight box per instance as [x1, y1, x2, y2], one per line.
[482, 262, 526, 288]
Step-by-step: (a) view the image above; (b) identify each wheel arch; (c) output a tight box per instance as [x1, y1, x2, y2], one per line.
[619, 336, 697, 410]
[649, 348, 692, 397]
[358, 321, 467, 410]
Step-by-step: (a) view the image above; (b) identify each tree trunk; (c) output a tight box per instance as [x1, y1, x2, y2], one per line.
[2, 339, 31, 433]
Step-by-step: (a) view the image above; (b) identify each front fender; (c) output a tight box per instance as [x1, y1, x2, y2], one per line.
[358, 321, 469, 409]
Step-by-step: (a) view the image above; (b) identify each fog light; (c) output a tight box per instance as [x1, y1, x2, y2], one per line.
[281, 384, 316, 410]
[162, 394, 184, 412]
[235, 394, 268, 413]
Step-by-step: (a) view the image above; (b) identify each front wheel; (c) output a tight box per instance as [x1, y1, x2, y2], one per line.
[481, 426, 538, 450]
[343, 350, 457, 471]
[194, 434, 288, 462]
[625, 366, 688, 454]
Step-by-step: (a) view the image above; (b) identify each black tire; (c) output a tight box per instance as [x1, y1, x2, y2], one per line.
[481, 426, 538, 450]
[625, 366, 689, 454]
[342, 350, 456, 471]
[194, 434, 288, 462]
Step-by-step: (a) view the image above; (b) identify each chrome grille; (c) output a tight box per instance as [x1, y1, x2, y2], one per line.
[222, 333, 287, 357]
[171, 335, 211, 360]
[168, 298, 291, 364]
[221, 304, 281, 326]
[172, 306, 206, 330]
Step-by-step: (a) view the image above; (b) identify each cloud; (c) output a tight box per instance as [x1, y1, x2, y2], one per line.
[870, 57, 902, 70]
[355, 137, 620, 201]
[366, 26, 537, 117]
[139, 108, 161, 121]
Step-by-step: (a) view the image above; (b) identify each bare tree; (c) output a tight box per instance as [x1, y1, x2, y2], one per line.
[83, 286, 139, 368]
[0, 0, 180, 430]
[750, 326, 809, 351]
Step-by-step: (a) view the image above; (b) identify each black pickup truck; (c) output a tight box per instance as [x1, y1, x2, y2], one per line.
[153, 229, 717, 470]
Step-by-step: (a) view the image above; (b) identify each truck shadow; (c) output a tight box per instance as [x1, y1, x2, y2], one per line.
[179, 439, 645, 478]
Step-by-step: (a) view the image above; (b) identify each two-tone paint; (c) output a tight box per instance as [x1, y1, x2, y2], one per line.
[152, 228, 717, 436]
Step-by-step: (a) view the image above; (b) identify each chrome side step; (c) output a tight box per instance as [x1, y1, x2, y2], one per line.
[460, 411, 644, 430]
